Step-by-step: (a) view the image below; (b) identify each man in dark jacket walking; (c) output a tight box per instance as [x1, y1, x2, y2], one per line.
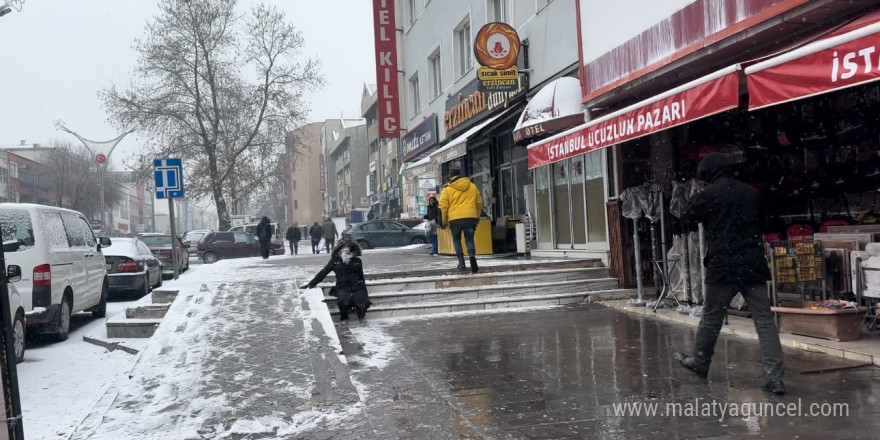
[677, 152, 784, 395]
[286, 222, 302, 255]
[309, 221, 323, 254]
[322, 217, 338, 253]
[255, 216, 273, 260]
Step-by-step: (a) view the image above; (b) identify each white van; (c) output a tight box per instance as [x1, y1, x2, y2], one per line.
[0, 203, 110, 341]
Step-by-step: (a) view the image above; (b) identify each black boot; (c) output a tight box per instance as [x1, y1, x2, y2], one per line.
[469, 256, 479, 273]
[674, 352, 708, 378]
[456, 254, 466, 270]
[762, 380, 785, 395]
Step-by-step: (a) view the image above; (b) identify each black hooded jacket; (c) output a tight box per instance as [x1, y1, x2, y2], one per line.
[256, 217, 272, 244]
[305, 244, 367, 294]
[682, 153, 770, 285]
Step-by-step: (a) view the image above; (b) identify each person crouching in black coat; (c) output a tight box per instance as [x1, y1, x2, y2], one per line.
[301, 242, 370, 322]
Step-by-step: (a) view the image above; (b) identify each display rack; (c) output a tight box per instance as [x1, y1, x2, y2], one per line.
[767, 238, 826, 306]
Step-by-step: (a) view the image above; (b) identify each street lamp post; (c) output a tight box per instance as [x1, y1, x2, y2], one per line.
[56, 122, 133, 234]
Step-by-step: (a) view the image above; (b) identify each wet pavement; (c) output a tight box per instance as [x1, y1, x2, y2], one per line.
[334, 304, 880, 439]
[76, 247, 880, 439]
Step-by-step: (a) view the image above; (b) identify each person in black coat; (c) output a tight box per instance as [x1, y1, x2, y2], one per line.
[301, 241, 370, 322]
[423, 196, 441, 256]
[309, 221, 323, 254]
[676, 152, 784, 395]
[255, 216, 273, 259]
[286, 222, 302, 255]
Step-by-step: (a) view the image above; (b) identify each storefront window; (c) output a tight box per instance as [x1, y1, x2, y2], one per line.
[553, 160, 572, 247]
[586, 151, 607, 243]
[512, 158, 528, 217]
[535, 166, 552, 246]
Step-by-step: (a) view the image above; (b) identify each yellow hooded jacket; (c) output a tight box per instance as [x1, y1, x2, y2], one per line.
[438, 176, 483, 226]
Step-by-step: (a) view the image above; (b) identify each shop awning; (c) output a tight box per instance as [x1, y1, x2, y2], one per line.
[404, 156, 432, 179]
[746, 10, 880, 110]
[430, 113, 503, 167]
[513, 76, 584, 144]
[527, 66, 741, 169]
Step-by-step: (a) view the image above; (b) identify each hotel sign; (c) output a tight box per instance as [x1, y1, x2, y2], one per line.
[372, 0, 400, 137]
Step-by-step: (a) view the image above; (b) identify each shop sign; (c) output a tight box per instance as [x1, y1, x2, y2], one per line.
[431, 142, 468, 168]
[444, 75, 527, 134]
[319, 154, 326, 192]
[474, 22, 521, 92]
[372, 0, 400, 137]
[406, 162, 432, 179]
[746, 16, 880, 110]
[402, 114, 438, 161]
[369, 161, 376, 172]
[528, 70, 740, 169]
[513, 113, 587, 143]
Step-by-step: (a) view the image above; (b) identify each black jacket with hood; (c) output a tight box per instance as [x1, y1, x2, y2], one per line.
[682, 152, 770, 285]
[305, 244, 367, 296]
[256, 217, 272, 244]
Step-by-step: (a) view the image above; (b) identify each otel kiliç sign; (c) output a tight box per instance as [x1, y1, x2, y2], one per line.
[474, 22, 521, 92]
[372, 0, 400, 137]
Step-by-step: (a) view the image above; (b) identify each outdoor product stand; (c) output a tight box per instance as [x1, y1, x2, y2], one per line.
[766, 239, 826, 305]
[621, 186, 647, 306]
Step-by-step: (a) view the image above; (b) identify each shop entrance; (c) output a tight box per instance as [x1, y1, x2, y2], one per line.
[541, 150, 609, 250]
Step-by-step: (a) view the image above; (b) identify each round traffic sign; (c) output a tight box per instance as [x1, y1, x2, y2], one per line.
[96, 154, 107, 164]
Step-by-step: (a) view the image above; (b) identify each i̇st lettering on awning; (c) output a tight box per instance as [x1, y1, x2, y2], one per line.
[746, 10, 880, 110]
[527, 66, 741, 169]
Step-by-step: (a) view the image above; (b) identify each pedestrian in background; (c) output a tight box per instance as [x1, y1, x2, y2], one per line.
[256, 216, 273, 260]
[301, 241, 370, 323]
[309, 221, 323, 254]
[286, 221, 301, 255]
[676, 152, 785, 395]
[438, 168, 483, 273]
[322, 216, 338, 253]
[424, 196, 441, 256]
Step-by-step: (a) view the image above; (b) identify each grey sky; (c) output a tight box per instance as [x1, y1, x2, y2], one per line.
[0, 0, 376, 168]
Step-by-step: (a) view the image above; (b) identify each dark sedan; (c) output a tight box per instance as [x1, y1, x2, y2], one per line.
[103, 238, 163, 298]
[139, 233, 190, 277]
[197, 231, 261, 263]
[348, 220, 426, 249]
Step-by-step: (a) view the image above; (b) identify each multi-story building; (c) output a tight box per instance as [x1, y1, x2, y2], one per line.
[390, 0, 586, 255]
[362, 83, 403, 219]
[284, 122, 325, 227]
[321, 119, 368, 218]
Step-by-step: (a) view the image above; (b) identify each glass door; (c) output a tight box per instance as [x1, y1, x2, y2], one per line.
[553, 160, 572, 248]
[570, 156, 588, 249]
[585, 151, 608, 247]
[500, 166, 513, 218]
[535, 166, 553, 248]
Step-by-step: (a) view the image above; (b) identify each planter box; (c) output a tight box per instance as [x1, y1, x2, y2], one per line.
[771, 306, 867, 342]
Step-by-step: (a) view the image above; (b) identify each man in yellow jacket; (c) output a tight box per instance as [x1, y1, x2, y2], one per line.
[438, 169, 483, 273]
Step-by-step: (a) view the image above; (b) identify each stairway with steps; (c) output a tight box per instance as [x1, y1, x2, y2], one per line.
[319, 259, 634, 319]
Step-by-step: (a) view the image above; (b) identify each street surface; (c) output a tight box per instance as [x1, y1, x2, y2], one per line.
[16, 245, 880, 439]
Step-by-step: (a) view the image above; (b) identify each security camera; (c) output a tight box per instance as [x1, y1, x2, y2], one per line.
[0, 2, 12, 17]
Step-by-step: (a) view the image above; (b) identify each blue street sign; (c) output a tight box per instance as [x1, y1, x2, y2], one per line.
[154, 158, 184, 199]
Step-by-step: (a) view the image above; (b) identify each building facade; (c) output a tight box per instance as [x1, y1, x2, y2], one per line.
[285, 122, 325, 227]
[321, 119, 368, 218]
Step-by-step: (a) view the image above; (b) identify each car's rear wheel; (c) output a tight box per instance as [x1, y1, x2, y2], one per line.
[411, 236, 426, 245]
[54, 295, 72, 341]
[141, 274, 150, 298]
[204, 252, 218, 264]
[154, 270, 163, 288]
[356, 239, 370, 250]
[12, 311, 25, 364]
[91, 279, 108, 318]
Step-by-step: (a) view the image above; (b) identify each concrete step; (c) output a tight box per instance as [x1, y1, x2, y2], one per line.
[106, 319, 161, 338]
[151, 289, 178, 304]
[329, 289, 635, 320]
[327, 258, 603, 283]
[125, 304, 171, 319]
[320, 267, 611, 295]
[323, 278, 620, 308]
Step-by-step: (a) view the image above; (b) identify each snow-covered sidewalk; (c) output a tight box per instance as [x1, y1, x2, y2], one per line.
[68, 256, 363, 439]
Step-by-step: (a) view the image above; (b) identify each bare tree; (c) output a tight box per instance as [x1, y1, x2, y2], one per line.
[43, 140, 123, 218]
[102, 0, 322, 230]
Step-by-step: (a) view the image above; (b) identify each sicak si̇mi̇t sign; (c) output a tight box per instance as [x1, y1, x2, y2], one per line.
[474, 22, 520, 92]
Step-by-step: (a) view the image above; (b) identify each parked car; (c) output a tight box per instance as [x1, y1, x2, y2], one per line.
[348, 220, 427, 249]
[4, 265, 27, 363]
[394, 218, 424, 228]
[102, 237, 163, 298]
[197, 231, 262, 263]
[182, 229, 212, 256]
[138, 233, 189, 277]
[0, 203, 110, 341]
[230, 222, 284, 254]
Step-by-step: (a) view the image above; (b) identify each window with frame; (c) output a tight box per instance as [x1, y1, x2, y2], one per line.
[428, 49, 442, 98]
[409, 72, 421, 114]
[0, 167, 8, 183]
[455, 18, 472, 77]
[407, 0, 417, 25]
[490, 0, 510, 23]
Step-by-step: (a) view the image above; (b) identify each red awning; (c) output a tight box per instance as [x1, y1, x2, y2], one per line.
[527, 66, 741, 169]
[746, 10, 880, 110]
